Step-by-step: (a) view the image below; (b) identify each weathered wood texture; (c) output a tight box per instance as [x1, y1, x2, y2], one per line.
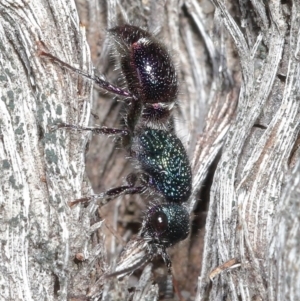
[197, 1, 300, 301]
[1, 0, 300, 301]
[0, 1, 94, 300]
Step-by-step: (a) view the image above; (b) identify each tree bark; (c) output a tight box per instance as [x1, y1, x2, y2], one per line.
[0, 1, 94, 300]
[1, 0, 300, 301]
[197, 1, 300, 301]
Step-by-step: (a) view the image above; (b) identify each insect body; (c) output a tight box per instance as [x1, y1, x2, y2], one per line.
[109, 25, 178, 131]
[42, 24, 191, 288]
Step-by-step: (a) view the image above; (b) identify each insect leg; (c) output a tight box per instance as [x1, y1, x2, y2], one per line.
[69, 173, 147, 207]
[40, 51, 133, 99]
[52, 122, 129, 136]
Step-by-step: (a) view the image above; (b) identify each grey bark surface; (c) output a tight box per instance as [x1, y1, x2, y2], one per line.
[1, 0, 300, 301]
[197, 1, 300, 301]
[0, 1, 94, 300]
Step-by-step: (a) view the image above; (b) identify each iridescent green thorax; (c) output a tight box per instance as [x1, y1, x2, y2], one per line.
[134, 128, 192, 203]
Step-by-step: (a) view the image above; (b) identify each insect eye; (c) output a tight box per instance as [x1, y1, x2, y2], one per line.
[143, 204, 190, 247]
[151, 210, 168, 234]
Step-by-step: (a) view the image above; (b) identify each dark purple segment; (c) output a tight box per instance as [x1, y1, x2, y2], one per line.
[109, 25, 178, 104]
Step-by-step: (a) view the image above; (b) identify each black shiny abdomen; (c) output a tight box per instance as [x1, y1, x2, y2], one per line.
[109, 25, 178, 104]
[134, 128, 192, 203]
